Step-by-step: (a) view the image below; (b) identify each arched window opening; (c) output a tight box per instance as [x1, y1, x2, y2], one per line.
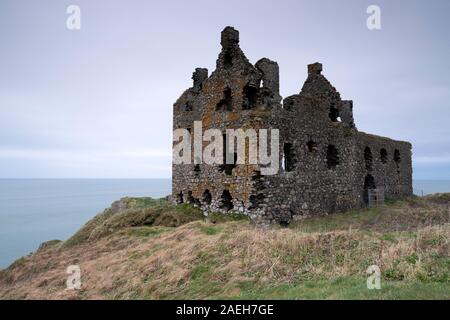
[202, 190, 212, 205]
[220, 190, 233, 211]
[394, 149, 401, 173]
[364, 147, 373, 171]
[394, 149, 401, 163]
[329, 103, 340, 122]
[380, 148, 388, 164]
[242, 83, 258, 110]
[307, 140, 317, 153]
[219, 133, 237, 175]
[283, 143, 295, 172]
[326, 145, 340, 169]
[176, 191, 184, 204]
[216, 88, 233, 111]
[186, 191, 194, 204]
[363, 174, 376, 205]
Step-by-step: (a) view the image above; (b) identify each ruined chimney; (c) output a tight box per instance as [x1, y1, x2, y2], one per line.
[221, 26, 239, 50]
[307, 62, 323, 76]
[255, 58, 280, 95]
[192, 68, 208, 91]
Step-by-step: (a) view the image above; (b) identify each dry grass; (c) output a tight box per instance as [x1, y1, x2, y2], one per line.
[0, 195, 449, 300]
[291, 196, 449, 233]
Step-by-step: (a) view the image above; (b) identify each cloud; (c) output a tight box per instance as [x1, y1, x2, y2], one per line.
[1, 0, 450, 178]
[0, 147, 171, 161]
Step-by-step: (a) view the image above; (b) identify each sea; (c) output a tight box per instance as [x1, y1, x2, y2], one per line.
[0, 178, 449, 269]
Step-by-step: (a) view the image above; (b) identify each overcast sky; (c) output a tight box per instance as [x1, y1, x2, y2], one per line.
[0, 0, 449, 179]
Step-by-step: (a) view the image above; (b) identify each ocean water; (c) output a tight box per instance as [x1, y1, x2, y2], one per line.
[413, 180, 450, 197]
[0, 179, 449, 269]
[0, 179, 171, 269]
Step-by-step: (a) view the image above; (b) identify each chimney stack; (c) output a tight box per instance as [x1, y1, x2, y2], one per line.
[307, 62, 323, 75]
[221, 26, 239, 50]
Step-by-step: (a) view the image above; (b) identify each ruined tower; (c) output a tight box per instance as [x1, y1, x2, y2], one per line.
[172, 26, 413, 224]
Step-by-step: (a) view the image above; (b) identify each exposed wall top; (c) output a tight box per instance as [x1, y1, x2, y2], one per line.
[192, 68, 208, 91]
[221, 26, 240, 50]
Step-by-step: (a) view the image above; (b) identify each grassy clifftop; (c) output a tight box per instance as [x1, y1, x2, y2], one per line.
[0, 195, 448, 300]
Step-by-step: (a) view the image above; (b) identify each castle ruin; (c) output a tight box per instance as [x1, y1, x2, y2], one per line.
[172, 26, 412, 224]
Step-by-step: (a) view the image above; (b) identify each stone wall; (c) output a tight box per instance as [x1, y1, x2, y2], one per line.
[172, 26, 413, 225]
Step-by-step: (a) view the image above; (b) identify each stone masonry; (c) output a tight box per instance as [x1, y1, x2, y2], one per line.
[172, 26, 413, 225]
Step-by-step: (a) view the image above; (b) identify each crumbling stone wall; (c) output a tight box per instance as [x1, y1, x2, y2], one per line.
[172, 26, 413, 225]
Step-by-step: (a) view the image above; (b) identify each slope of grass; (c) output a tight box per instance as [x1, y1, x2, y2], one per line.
[63, 198, 204, 247]
[291, 196, 449, 233]
[0, 195, 448, 300]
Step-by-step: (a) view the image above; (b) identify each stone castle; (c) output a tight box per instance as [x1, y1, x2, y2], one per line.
[172, 26, 412, 225]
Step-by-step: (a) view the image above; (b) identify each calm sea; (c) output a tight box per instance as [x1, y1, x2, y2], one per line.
[0, 179, 171, 269]
[0, 179, 449, 269]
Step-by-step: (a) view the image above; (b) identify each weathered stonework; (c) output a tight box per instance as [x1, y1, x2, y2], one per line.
[172, 26, 413, 225]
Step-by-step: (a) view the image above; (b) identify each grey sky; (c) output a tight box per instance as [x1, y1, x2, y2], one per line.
[0, 0, 449, 179]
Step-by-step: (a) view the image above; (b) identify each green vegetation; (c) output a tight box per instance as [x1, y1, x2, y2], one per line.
[126, 197, 166, 209]
[230, 277, 450, 300]
[199, 225, 223, 235]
